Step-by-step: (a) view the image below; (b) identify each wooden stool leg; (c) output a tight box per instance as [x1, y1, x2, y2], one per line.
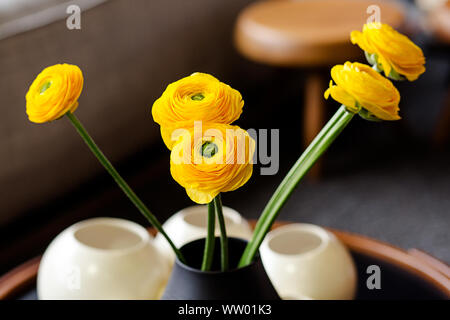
[303, 72, 326, 180]
[433, 88, 450, 147]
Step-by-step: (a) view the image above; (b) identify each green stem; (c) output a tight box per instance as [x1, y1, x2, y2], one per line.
[214, 194, 228, 271]
[238, 105, 354, 267]
[250, 104, 346, 241]
[201, 201, 216, 271]
[66, 112, 186, 264]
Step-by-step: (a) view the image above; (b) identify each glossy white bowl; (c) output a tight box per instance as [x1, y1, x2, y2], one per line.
[37, 218, 170, 300]
[260, 223, 357, 300]
[154, 205, 253, 264]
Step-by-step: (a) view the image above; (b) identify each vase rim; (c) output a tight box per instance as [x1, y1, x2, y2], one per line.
[262, 223, 330, 259]
[174, 237, 258, 275]
[69, 217, 151, 255]
[180, 205, 244, 230]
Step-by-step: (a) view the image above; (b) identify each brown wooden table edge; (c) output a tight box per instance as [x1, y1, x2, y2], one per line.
[327, 227, 450, 297]
[0, 256, 41, 300]
[0, 221, 449, 300]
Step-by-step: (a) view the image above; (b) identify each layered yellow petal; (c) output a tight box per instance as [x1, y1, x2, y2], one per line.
[324, 81, 358, 113]
[170, 123, 255, 204]
[325, 62, 401, 121]
[152, 73, 244, 149]
[186, 188, 216, 204]
[351, 23, 425, 81]
[26, 64, 83, 123]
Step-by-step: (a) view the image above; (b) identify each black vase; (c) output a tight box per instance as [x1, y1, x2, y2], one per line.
[162, 237, 280, 300]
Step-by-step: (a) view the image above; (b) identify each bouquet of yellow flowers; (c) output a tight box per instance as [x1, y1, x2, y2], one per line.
[25, 23, 425, 272]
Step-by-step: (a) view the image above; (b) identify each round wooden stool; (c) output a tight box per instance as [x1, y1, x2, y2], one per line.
[234, 0, 405, 177]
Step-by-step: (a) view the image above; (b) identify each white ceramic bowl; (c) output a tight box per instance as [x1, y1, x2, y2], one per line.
[37, 218, 170, 300]
[154, 205, 253, 263]
[260, 223, 357, 300]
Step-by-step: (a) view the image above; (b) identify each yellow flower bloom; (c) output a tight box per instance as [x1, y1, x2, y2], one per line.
[324, 62, 401, 121]
[152, 73, 244, 149]
[351, 23, 425, 81]
[170, 123, 255, 204]
[26, 64, 83, 123]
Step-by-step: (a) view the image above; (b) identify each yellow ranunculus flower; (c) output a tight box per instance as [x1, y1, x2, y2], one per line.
[170, 123, 255, 204]
[324, 62, 401, 121]
[351, 23, 425, 81]
[152, 73, 244, 149]
[26, 64, 83, 123]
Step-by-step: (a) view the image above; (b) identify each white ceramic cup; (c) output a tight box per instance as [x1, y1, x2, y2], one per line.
[260, 223, 357, 300]
[154, 205, 253, 264]
[37, 217, 170, 300]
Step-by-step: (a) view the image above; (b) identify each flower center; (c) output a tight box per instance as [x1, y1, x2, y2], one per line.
[191, 93, 205, 101]
[39, 81, 52, 94]
[201, 141, 218, 158]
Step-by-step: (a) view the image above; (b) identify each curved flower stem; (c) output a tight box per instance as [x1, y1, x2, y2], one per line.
[249, 104, 346, 241]
[214, 194, 229, 271]
[201, 201, 216, 271]
[66, 112, 186, 264]
[238, 105, 354, 267]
